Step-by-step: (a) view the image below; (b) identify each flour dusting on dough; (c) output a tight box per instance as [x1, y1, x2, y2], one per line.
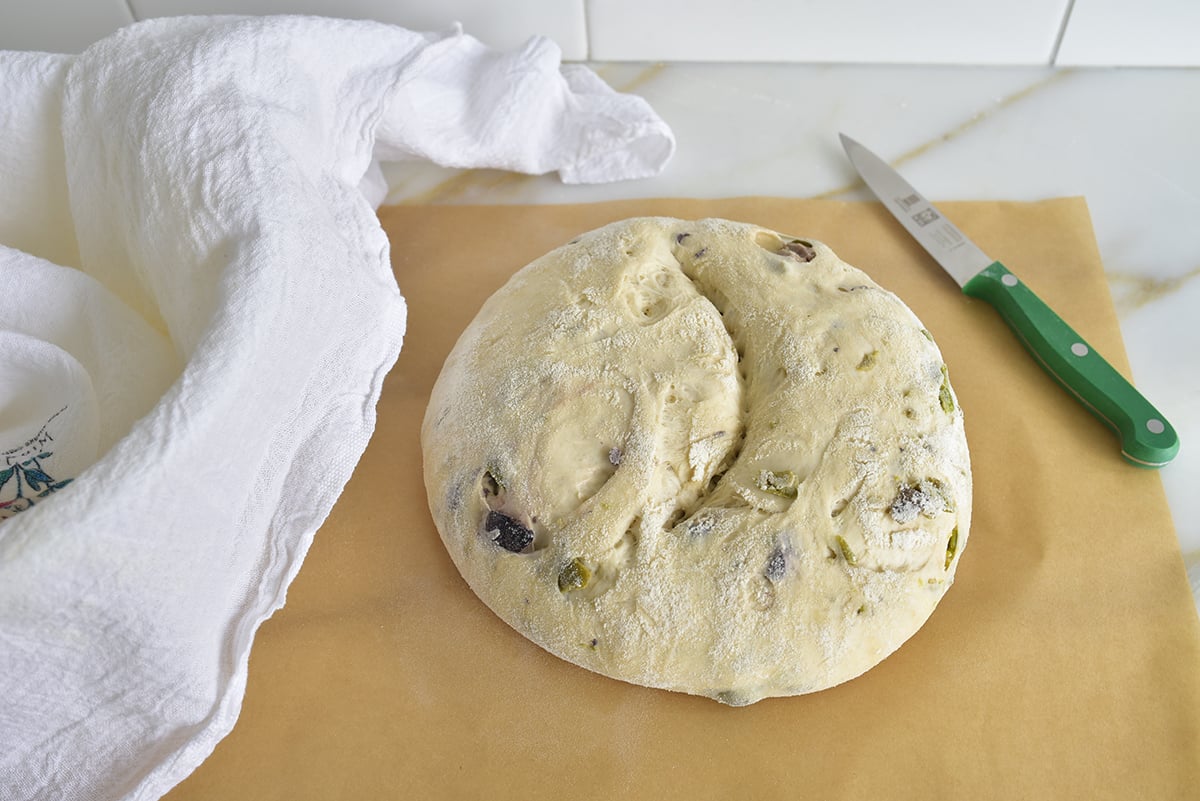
[422, 217, 971, 705]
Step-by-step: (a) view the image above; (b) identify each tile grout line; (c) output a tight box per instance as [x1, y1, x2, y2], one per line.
[1049, 0, 1078, 66]
[581, 0, 593, 62]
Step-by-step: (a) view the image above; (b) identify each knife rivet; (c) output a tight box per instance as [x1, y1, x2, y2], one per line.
[1147, 419, 1165, 435]
[1001, 274, 1018, 287]
[1070, 343, 1089, 357]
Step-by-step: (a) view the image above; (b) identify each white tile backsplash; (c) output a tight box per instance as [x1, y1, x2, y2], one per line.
[127, 0, 589, 59]
[1, 0, 1198, 65]
[0, 0, 134, 53]
[1055, 0, 1200, 66]
[586, 0, 1072, 64]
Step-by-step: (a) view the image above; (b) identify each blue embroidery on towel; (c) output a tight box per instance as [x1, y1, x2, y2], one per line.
[0, 407, 74, 520]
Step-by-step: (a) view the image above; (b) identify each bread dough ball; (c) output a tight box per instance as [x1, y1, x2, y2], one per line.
[421, 217, 971, 705]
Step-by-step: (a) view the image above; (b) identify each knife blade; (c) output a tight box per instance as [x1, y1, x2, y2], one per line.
[839, 132, 1179, 468]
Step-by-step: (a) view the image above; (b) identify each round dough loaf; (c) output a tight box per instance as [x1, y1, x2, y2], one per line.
[421, 217, 971, 705]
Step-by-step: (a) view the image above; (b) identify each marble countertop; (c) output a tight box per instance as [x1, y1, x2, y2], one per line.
[382, 63, 1200, 606]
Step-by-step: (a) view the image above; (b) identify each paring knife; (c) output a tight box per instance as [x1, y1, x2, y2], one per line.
[839, 133, 1179, 468]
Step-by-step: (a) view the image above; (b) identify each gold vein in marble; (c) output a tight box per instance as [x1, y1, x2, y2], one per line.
[1107, 263, 1200, 315]
[814, 69, 1077, 201]
[612, 62, 667, 94]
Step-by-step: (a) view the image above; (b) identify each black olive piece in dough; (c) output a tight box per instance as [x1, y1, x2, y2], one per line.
[484, 510, 534, 553]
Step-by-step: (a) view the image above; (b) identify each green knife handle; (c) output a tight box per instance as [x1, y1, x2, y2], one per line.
[962, 261, 1179, 468]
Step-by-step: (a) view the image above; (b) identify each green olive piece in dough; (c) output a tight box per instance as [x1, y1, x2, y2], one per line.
[557, 558, 591, 592]
[939, 365, 955, 413]
[945, 527, 959, 570]
[756, 469, 799, 498]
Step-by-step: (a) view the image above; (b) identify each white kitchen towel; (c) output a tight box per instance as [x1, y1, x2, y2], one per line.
[0, 16, 674, 801]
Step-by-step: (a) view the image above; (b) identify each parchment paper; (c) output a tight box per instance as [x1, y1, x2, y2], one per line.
[167, 197, 1200, 800]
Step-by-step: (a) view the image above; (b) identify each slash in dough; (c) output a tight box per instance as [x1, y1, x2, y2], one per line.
[421, 217, 971, 705]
